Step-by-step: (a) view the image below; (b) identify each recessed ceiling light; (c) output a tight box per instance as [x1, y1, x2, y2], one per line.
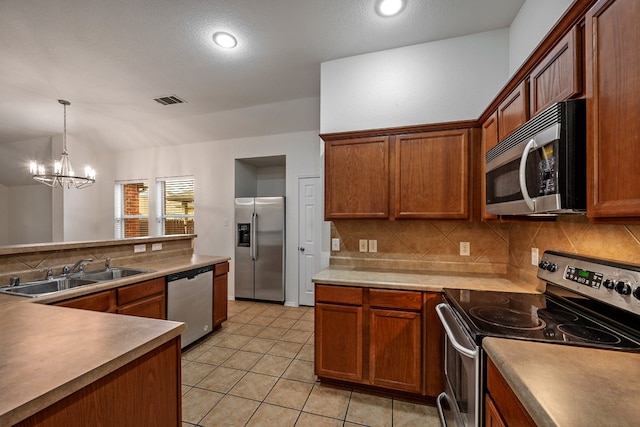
[375, 0, 406, 17]
[212, 31, 237, 49]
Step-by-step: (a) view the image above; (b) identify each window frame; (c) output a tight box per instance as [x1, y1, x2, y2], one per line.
[114, 180, 150, 238]
[156, 176, 195, 236]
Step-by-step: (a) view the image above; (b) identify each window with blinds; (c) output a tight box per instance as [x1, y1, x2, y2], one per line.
[115, 181, 149, 238]
[156, 177, 195, 235]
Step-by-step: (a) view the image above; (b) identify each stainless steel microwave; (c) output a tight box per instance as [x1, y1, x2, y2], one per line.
[485, 99, 586, 215]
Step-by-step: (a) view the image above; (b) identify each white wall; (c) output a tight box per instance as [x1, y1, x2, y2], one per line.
[320, 28, 509, 133]
[110, 130, 322, 306]
[0, 184, 8, 245]
[508, 0, 574, 75]
[7, 185, 52, 244]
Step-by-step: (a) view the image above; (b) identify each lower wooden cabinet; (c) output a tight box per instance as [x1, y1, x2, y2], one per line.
[54, 278, 166, 320]
[314, 284, 444, 398]
[486, 358, 536, 427]
[213, 262, 229, 329]
[15, 338, 182, 427]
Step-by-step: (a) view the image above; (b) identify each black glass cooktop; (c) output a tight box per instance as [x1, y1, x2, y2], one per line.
[443, 289, 640, 351]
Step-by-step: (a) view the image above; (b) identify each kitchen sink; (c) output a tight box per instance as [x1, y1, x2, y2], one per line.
[77, 267, 150, 281]
[0, 278, 98, 297]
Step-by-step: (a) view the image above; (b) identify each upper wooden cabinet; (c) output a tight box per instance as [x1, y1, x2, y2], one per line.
[324, 136, 389, 219]
[323, 125, 473, 220]
[529, 26, 582, 117]
[391, 129, 469, 219]
[586, 0, 640, 218]
[497, 81, 528, 141]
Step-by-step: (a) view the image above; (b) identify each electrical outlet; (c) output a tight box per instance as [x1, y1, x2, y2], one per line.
[152, 243, 162, 251]
[531, 247, 539, 266]
[331, 238, 340, 251]
[368, 240, 377, 253]
[460, 242, 470, 256]
[359, 239, 368, 252]
[134, 244, 146, 253]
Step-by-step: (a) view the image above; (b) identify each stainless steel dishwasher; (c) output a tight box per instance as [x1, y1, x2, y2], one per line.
[167, 265, 213, 348]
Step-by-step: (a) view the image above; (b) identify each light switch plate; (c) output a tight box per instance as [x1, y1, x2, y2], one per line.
[460, 242, 470, 256]
[331, 238, 340, 251]
[134, 244, 146, 253]
[359, 239, 368, 252]
[368, 240, 377, 253]
[531, 247, 539, 266]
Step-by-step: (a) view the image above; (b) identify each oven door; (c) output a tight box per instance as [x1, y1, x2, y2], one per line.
[436, 303, 481, 427]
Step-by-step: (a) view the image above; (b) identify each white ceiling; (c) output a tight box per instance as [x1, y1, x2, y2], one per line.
[0, 0, 525, 185]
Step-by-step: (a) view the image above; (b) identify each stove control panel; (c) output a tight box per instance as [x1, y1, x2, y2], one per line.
[537, 251, 640, 316]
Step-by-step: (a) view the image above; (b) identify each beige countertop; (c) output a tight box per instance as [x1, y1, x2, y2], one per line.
[484, 337, 640, 427]
[0, 254, 229, 426]
[312, 266, 540, 293]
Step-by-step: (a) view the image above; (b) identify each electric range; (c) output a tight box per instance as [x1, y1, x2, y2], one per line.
[435, 250, 640, 427]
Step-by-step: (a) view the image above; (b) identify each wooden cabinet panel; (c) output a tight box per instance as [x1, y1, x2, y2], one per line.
[369, 308, 422, 393]
[315, 302, 363, 381]
[497, 81, 528, 141]
[391, 129, 469, 219]
[370, 288, 422, 311]
[316, 284, 363, 305]
[54, 290, 116, 313]
[530, 26, 582, 116]
[481, 111, 499, 221]
[324, 136, 389, 219]
[485, 394, 507, 427]
[117, 278, 165, 306]
[423, 292, 444, 397]
[586, 0, 640, 217]
[486, 358, 536, 427]
[117, 294, 165, 319]
[213, 272, 228, 328]
[17, 338, 181, 427]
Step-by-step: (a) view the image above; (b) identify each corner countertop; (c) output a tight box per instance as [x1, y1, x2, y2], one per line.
[0, 254, 230, 426]
[312, 266, 540, 293]
[484, 337, 640, 427]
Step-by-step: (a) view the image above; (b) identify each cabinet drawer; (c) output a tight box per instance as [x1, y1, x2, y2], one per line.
[316, 285, 363, 305]
[54, 290, 115, 312]
[117, 278, 165, 305]
[214, 262, 229, 276]
[370, 289, 422, 311]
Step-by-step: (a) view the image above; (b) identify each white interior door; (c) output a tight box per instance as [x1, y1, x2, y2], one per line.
[298, 176, 322, 306]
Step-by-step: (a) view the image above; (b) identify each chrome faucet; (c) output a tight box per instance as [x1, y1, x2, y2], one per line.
[45, 267, 54, 279]
[62, 259, 94, 275]
[105, 257, 111, 270]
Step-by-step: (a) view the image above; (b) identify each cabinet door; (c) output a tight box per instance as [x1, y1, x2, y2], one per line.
[117, 294, 165, 319]
[315, 302, 363, 382]
[485, 394, 507, 427]
[529, 26, 581, 116]
[586, 0, 640, 217]
[498, 81, 528, 141]
[391, 129, 469, 219]
[486, 358, 537, 427]
[324, 136, 389, 219]
[54, 290, 116, 313]
[481, 112, 499, 220]
[213, 273, 228, 328]
[369, 308, 422, 393]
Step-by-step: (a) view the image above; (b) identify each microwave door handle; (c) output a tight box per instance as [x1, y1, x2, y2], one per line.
[519, 138, 538, 212]
[436, 303, 477, 358]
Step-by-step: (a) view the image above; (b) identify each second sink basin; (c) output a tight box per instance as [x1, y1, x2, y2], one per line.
[0, 278, 98, 297]
[78, 267, 150, 281]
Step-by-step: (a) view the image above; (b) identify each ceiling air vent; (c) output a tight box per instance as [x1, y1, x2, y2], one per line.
[153, 95, 186, 105]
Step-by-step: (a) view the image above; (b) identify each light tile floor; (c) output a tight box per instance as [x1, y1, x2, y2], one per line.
[181, 300, 441, 427]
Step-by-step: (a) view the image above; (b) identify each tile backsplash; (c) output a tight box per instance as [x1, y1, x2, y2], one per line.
[331, 216, 640, 285]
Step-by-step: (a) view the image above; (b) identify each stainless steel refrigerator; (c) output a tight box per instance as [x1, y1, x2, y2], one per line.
[234, 196, 285, 302]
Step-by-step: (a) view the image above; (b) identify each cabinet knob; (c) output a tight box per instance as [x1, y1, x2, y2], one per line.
[299, 247, 305, 252]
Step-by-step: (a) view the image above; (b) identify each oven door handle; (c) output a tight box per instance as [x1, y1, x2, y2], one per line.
[436, 392, 450, 427]
[436, 303, 477, 358]
[519, 138, 538, 212]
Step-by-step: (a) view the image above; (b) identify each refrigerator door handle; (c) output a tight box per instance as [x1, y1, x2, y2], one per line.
[251, 212, 257, 260]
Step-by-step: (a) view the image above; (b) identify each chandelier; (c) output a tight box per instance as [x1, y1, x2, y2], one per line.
[29, 100, 96, 189]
